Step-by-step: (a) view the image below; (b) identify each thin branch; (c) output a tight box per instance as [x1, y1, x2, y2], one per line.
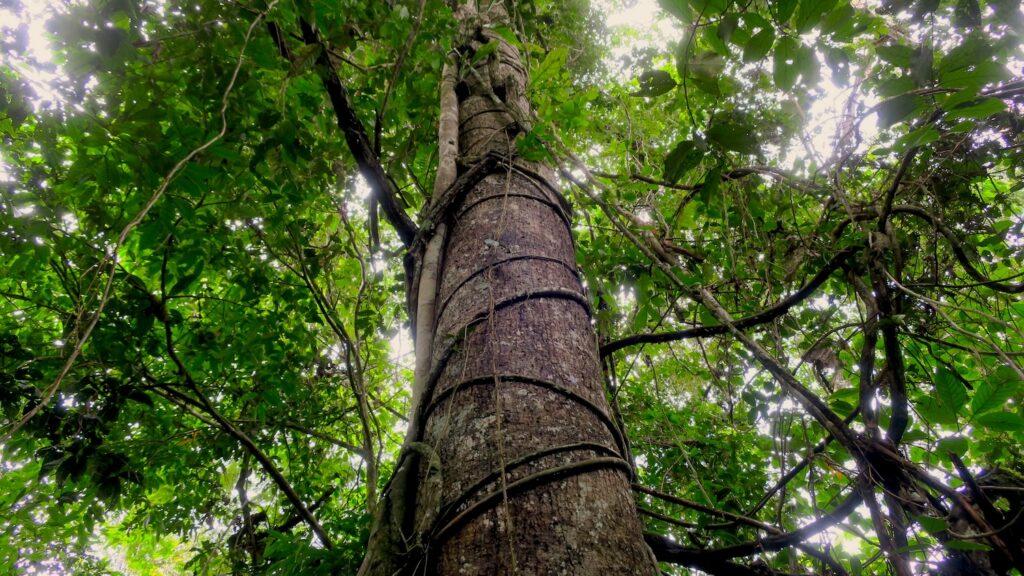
[835, 205, 1024, 293]
[601, 247, 857, 357]
[645, 489, 862, 564]
[633, 483, 780, 533]
[161, 319, 333, 548]
[292, 19, 417, 245]
[744, 408, 861, 518]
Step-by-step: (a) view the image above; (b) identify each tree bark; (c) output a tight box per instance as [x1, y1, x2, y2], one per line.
[360, 2, 656, 574]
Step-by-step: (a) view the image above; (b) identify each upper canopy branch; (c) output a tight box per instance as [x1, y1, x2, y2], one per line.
[834, 205, 1024, 294]
[644, 487, 862, 567]
[600, 247, 857, 357]
[280, 19, 418, 246]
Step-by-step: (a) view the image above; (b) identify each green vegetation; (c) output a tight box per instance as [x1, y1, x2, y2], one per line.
[1, 0, 1022, 573]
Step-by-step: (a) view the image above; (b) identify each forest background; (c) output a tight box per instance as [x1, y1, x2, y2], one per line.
[1, 0, 1023, 574]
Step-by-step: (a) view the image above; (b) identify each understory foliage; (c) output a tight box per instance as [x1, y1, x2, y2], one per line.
[1, 0, 1023, 574]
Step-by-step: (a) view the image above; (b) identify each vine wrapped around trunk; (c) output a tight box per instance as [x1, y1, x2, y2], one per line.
[359, 2, 656, 574]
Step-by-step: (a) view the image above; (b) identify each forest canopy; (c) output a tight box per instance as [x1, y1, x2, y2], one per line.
[1, 0, 1023, 574]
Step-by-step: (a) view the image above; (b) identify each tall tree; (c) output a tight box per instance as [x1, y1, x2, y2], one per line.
[1, 0, 1023, 575]
[359, 2, 654, 573]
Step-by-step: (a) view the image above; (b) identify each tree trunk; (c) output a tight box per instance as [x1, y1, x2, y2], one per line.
[360, 2, 656, 574]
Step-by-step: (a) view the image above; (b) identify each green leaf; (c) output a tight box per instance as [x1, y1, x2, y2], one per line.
[877, 94, 925, 128]
[700, 165, 722, 205]
[910, 45, 933, 87]
[918, 397, 956, 426]
[717, 14, 739, 42]
[934, 367, 968, 416]
[488, 26, 520, 47]
[896, 125, 940, 148]
[953, 0, 982, 27]
[472, 40, 499, 62]
[532, 47, 568, 85]
[691, 0, 729, 15]
[775, 0, 798, 23]
[707, 121, 759, 154]
[938, 436, 969, 456]
[916, 515, 946, 533]
[773, 37, 800, 90]
[824, 47, 850, 85]
[169, 261, 205, 296]
[940, 61, 1008, 89]
[876, 44, 914, 68]
[971, 367, 1021, 416]
[288, 44, 322, 78]
[939, 35, 993, 75]
[945, 97, 1006, 121]
[821, 3, 858, 39]
[664, 140, 705, 183]
[975, 411, 1024, 432]
[659, 0, 692, 22]
[946, 539, 991, 552]
[912, 0, 941, 21]
[680, 50, 725, 96]
[631, 70, 677, 97]
[795, 0, 839, 33]
[742, 28, 775, 63]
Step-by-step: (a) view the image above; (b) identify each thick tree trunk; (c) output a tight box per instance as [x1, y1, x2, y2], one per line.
[360, 2, 656, 574]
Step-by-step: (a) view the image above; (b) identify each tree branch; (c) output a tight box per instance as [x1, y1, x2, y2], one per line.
[644, 488, 862, 564]
[633, 483, 780, 533]
[601, 247, 856, 357]
[835, 205, 1024, 293]
[290, 19, 417, 246]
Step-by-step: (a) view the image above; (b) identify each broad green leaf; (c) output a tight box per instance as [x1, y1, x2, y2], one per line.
[896, 125, 940, 148]
[691, 0, 729, 15]
[975, 411, 1024, 432]
[773, 37, 800, 90]
[717, 14, 739, 42]
[938, 436, 969, 456]
[664, 140, 705, 183]
[942, 86, 984, 109]
[707, 121, 759, 154]
[940, 61, 1009, 89]
[659, 0, 692, 22]
[680, 50, 725, 95]
[971, 367, 1021, 416]
[876, 44, 914, 68]
[824, 47, 850, 85]
[742, 28, 775, 63]
[946, 539, 991, 552]
[631, 70, 677, 97]
[795, 0, 839, 33]
[169, 261, 205, 296]
[910, 45, 933, 87]
[532, 47, 568, 85]
[916, 515, 946, 533]
[703, 23, 730, 55]
[954, 0, 982, 27]
[489, 26, 520, 47]
[700, 165, 722, 205]
[939, 34, 992, 75]
[934, 367, 967, 416]
[821, 3, 859, 40]
[472, 40, 499, 62]
[877, 94, 925, 128]
[688, 51, 726, 79]
[919, 397, 957, 426]
[775, 0, 798, 23]
[945, 98, 1007, 121]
